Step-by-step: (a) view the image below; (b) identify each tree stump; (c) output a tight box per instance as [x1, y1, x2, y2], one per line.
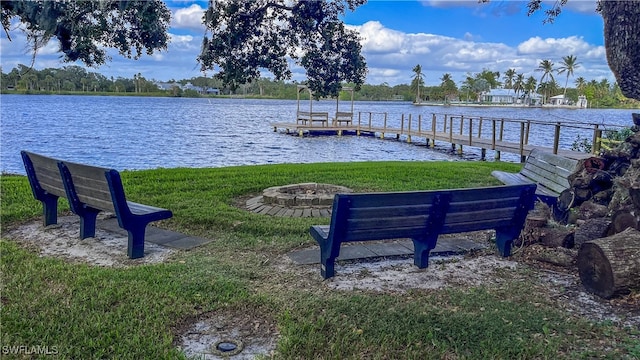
[577, 227, 640, 299]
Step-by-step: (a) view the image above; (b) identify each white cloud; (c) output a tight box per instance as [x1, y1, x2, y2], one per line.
[350, 21, 610, 86]
[352, 21, 404, 53]
[517, 36, 590, 56]
[172, 4, 206, 30]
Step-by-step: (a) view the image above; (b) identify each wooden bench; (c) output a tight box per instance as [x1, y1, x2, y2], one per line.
[296, 111, 329, 126]
[21, 151, 173, 259]
[332, 111, 353, 126]
[309, 184, 537, 279]
[491, 149, 579, 206]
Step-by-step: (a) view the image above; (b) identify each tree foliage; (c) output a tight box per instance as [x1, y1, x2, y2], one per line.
[198, 0, 367, 98]
[1, 0, 171, 67]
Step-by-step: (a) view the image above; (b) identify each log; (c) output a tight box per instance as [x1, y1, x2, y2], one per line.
[577, 228, 640, 299]
[531, 246, 577, 267]
[574, 218, 611, 249]
[540, 228, 575, 248]
[577, 201, 609, 220]
[609, 210, 639, 235]
[630, 187, 640, 210]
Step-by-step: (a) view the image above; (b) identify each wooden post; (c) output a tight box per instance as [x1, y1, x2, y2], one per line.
[481, 148, 486, 161]
[496, 119, 504, 160]
[381, 113, 387, 139]
[443, 114, 448, 133]
[524, 120, 531, 145]
[592, 124, 602, 154]
[468, 118, 473, 145]
[407, 114, 412, 143]
[519, 122, 526, 162]
[553, 122, 561, 154]
[418, 114, 422, 134]
[431, 114, 436, 148]
[478, 117, 483, 138]
[491, 119, 496, 150]
[449, 116, 453, 143]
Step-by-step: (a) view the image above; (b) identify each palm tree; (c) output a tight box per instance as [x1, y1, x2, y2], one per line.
[411, 64, 426, 103]
[535, 59, 554, 103]
[513, 73, 525, 101]
[460, 74, 475, 103]
[524, 76, 538, 105]
[574, 76, 586, 95]
[503, 68, 516, 91]
[557, 55, 580, 99]
[440, 73, 457, 103]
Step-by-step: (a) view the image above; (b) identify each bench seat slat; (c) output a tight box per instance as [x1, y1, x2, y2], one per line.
[441, 218, 515, 234]
[445, 207, 517, 224]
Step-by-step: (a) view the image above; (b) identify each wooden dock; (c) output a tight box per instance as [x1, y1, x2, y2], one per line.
[272, 112, 624, 161]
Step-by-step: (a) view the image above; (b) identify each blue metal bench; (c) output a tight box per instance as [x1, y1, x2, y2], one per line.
[21, 151, 173, 259]
[309, 184, 537, 279]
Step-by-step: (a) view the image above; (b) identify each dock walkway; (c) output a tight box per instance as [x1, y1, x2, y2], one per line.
[273, 112, 620, 161]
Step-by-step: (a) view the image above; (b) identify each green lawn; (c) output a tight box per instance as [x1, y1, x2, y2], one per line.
[1, 161, 638, 359]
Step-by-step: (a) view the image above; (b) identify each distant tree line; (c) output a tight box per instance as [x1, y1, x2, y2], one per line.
[410, 55, 639, 109]
[1, 64, 638, 108]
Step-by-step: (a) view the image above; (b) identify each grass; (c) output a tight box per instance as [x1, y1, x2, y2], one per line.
[1, 161, 639, 359]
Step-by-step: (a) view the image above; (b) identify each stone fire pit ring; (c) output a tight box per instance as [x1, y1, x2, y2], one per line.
[246, 183, 353, 217]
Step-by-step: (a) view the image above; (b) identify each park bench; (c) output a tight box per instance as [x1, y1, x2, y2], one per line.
[332, 111, 353, 126]
[21, 151, 173, 259]
[296, 111, 329, 126]
[491, 149, 580, 206]
[21, 151, 69, 227]
[309, 184, 537, 279]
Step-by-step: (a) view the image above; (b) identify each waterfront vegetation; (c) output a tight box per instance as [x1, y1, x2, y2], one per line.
[2, 161, 639, 359]
[2, 64, 639, 109]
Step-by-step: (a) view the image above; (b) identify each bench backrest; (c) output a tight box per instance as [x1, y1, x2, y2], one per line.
[327, 184, 536, 243]
[21, 151, 67, 199]
[57, 160, 116, 213]
[521, 149, 579, 194]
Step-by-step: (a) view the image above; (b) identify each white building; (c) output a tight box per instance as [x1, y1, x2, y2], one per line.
[481, 89, 515, 104]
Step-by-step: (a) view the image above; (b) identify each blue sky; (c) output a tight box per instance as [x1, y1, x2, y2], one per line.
[0, 0, 611, 87]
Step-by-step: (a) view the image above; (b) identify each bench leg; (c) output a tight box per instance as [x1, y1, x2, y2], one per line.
[495, 229, 517, 257]
[412, 238, 437, 268]
[41, 195, 59, 227]
[79, 210, 100, 239]
[126, 225, 147, 259]
[320, 256, 336, 279]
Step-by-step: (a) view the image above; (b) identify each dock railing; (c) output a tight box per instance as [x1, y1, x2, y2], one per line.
[354, 111, 626, 160]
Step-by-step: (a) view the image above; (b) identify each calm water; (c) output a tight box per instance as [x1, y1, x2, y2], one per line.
[1, 94, 637, 175]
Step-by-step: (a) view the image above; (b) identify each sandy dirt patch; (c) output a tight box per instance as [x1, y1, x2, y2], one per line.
[3, 216, 175, 267]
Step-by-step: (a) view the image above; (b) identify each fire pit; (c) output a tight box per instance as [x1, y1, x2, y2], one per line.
[246, 183, 353, 217]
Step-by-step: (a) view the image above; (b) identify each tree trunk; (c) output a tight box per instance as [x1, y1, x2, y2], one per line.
[577, 227, 640, 299]
[601, 0, 640, 101]
[574, 218, 611, 248]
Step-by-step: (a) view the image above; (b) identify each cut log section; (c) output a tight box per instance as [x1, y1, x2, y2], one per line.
[574, 218, 611, 248]
[577, 227, 640, 299]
